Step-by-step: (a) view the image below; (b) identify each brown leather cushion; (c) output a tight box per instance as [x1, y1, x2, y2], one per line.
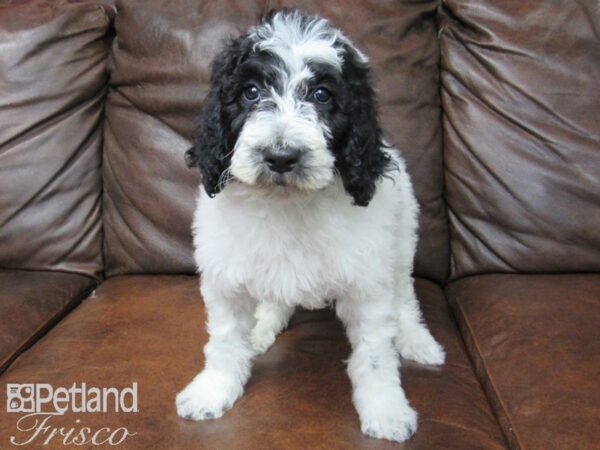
[0, 276, 506, 449]
[447, 274, 600, 450]
[0, 270, 95, 374]
[440, 1, 600, 279]
[0, 1, 110, 279]
[102, 0, 449, 283]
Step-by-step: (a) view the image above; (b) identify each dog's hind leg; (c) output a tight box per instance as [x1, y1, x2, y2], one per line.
[250, 301, 295, 354]
[394, 275, 445, 366]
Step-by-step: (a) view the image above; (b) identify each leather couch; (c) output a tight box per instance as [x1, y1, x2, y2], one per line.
[0, 1, 598, 449]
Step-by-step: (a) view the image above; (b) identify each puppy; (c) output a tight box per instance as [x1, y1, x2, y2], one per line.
[177, 9, 445, 442]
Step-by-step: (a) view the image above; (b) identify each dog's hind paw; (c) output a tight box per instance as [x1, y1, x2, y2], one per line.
[396, 324, 446, 366]
[250, 326, 277, 354]
[250, 302, 294, 354]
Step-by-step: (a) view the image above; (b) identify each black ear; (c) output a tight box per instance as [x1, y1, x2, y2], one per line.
[335, 45, 391, 207]
[185, 36, 248, 197]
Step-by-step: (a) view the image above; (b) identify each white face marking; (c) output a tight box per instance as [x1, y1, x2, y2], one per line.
[230, 94, 335, 190]
[251, 10, 345, 72]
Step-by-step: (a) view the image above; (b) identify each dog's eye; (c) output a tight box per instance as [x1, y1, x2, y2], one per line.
[313, 87, 332, 104]
[243, 85, 260, 103]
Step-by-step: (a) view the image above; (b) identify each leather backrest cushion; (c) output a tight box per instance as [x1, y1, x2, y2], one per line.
[441, 0, 600, 279]
[0, 1, 110, 279]
[103, 0, 448, 281]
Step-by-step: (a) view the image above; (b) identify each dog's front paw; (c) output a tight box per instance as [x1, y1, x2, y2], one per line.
[176, 370, 243, 421]
[359, 398, 418, 442]
[397, 325, 446, 366]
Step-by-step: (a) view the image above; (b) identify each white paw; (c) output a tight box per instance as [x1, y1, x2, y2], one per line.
[359, 399, 418, 442]
[250, 326, 276, 354]
[176, 370, 243, 421]
[397, 325, 446, 366]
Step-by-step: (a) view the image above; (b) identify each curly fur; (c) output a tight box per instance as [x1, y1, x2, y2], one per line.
[328, 43, 391, 206]
[177, 9, 445, 443]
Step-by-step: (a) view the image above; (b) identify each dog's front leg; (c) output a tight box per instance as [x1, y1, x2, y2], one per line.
[176, 279, 255, 420]
[336, 286, 417, 443]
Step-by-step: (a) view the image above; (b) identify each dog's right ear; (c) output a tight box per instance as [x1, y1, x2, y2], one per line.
[185, 36, 248, 197]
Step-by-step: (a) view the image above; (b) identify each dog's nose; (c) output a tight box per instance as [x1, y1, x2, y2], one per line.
[264, 147, 301, 174]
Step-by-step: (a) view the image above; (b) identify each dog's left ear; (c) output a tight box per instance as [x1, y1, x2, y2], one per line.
[336, 45, 391, 207]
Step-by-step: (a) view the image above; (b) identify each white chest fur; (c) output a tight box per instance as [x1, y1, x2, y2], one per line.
[191, 158, 416, 309]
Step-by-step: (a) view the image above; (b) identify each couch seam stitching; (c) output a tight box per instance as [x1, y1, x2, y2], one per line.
[0, 282, 98, 374]
[451, 287, 523, 450]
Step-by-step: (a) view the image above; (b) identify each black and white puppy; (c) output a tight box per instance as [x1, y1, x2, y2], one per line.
[177, 9, 445, 442]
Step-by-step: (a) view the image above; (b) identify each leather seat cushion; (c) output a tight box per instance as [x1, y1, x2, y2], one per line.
[0, 276, 506, 449]
[447, 274, 600, 450]
[0, 270, 96, 374]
